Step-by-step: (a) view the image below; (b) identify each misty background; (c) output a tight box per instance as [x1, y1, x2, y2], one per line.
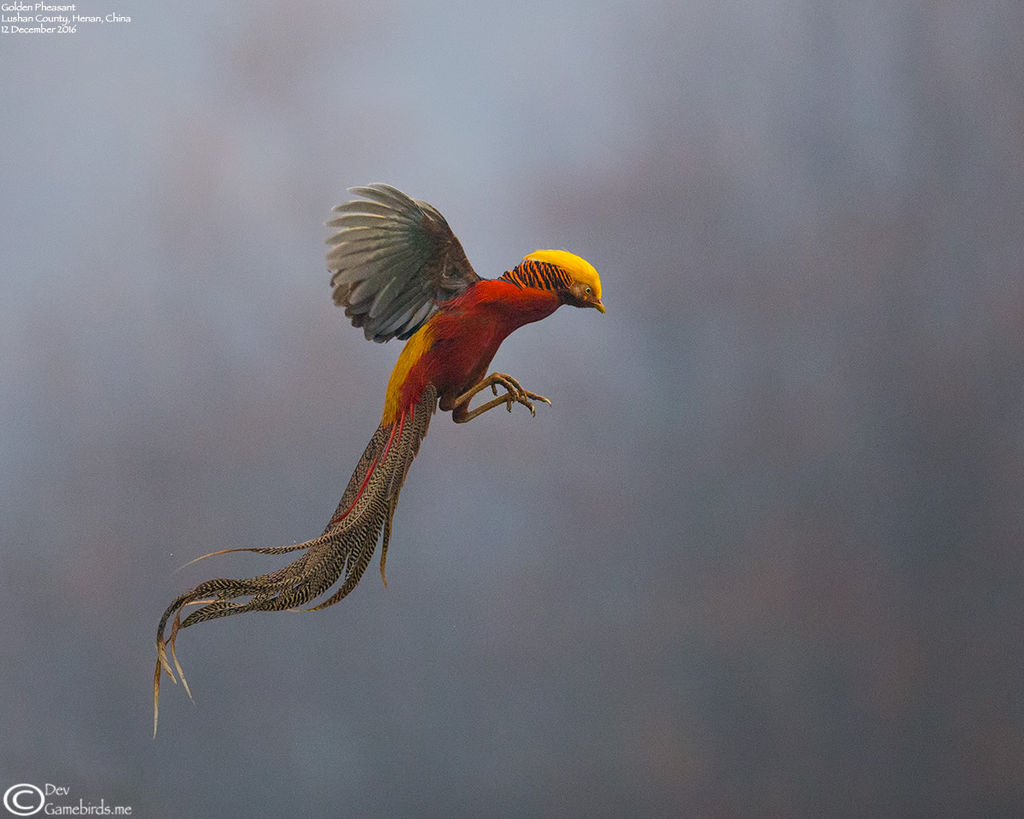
[2, 1, 1022, 815]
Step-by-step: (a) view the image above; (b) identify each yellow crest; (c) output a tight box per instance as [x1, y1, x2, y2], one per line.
[525, 250, 602, 301]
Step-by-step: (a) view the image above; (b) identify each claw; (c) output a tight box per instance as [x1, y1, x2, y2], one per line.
[451, 372, 553, 424]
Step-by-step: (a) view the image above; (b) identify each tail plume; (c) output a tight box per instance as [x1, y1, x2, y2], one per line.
[153, 386, 437, 735]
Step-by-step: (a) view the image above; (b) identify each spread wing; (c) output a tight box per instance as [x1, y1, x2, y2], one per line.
[326, 184, 481, 342]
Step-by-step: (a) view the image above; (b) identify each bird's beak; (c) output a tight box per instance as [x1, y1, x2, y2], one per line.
[592, 299, 606, 314]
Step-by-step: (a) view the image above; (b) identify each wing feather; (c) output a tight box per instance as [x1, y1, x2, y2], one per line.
[326, 184, 479, 342]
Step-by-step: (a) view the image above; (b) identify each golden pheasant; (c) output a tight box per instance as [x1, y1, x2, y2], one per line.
[153, 184, 604, 734]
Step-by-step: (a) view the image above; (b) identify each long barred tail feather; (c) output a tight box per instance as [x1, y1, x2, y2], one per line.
[153, 386, 437, 736]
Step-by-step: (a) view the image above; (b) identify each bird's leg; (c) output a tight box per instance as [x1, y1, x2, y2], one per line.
[450, 372, 551, 423]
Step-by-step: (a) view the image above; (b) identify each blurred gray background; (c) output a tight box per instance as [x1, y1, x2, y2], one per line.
[2, 1, 1022, 815]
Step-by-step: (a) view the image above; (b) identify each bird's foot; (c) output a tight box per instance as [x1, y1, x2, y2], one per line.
[450, 371, 552, 423]
[488, 373, 551, 417]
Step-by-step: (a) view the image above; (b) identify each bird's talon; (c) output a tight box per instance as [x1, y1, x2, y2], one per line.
[452, 372, 554, 423]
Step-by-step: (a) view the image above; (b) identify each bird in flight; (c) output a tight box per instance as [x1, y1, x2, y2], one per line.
[153, 184, 604, 734]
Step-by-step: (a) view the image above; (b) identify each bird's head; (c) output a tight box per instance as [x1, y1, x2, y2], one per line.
[524, 249, 605, 313]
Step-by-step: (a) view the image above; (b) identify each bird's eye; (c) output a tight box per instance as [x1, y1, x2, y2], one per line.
[584, 286, 592, 295]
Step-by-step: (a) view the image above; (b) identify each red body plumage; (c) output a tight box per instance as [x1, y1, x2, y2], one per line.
[384, 279, 563, 424]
